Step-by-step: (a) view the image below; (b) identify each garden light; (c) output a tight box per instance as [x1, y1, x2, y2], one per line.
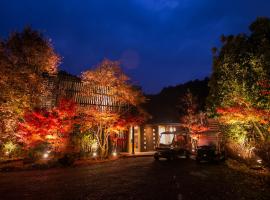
[257, 159, 262, 164]
[92, 142, 98, 149]
[112, 152, 117, 157]
[43, 153, 49, 159]
[93, 152, 97, 157]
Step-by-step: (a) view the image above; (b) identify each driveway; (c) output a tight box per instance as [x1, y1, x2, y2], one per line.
[0, 157, 269, 200]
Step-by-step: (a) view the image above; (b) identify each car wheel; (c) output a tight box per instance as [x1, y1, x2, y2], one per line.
[167, 155, 174, 161]
[154, 153, 159, 161]
[185, 151, 190, 159]
[220, 152, 226, 162]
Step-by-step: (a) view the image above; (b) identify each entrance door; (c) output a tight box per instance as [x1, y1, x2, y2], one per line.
[129, 126, 140, 153]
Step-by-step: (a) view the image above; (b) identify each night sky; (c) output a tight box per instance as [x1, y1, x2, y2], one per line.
[1, 0, 270, 94]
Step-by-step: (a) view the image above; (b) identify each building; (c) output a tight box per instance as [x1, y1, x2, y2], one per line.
[127, 119, 222, 154]
[42, 71, 128, 112]
[127, 123, 186, 153]
[55, 71, 127, 112]
[43, 71, 221, 154]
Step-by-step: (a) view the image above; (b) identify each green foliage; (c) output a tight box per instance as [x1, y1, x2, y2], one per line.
[225, 124, 247, 145]
[72, 131, 97, 156]
[224, 123, 257, 160]
[1, 140, 23, 158]
[208, 17, 270, 163]
[26, 142, 51, 162]
[2, 141, 17, 154]
[208, 17, 270, 111]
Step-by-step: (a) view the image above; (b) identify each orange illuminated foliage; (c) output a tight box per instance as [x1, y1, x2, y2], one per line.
[257, 80, 270, 95]
[179, 90, 209, 134]
[216, 105, 270, 125]
[79, 60, 147, 158]
[113, 109, 148, 131]
[189, 124, 209, 133]
[0, 27, 60, 141]
[216, 99, 270, 141]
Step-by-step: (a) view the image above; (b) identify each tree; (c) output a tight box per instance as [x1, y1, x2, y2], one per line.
[17, 99, 77, 152]
[79, 59, 146, 158]
[207, 17, 270, 161]
[208, 17, 270, 111]
[0, 27, 60, 142]
[145, 78, 209, 124]
[179, 90, 208, 134]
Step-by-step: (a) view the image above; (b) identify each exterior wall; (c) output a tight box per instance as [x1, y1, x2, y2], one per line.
[128, 126, 141, 153]
[42, 71, 128, 112]
[128, 123, 186, 152]
[190, 119, 222, 151]
[140, 125, 158, 152]
[55, 72, 127, 111]
[40, 74, 57, 108]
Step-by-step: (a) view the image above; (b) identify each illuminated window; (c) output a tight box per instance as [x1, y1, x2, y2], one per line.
[160, 133, 174, 145]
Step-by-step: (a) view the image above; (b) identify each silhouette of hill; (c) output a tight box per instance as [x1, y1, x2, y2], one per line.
[144, 78, 209, 124]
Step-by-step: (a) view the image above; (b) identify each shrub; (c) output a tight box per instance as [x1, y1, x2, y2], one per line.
[1, 141, 23, 159]
[58, 153, 76, 166]
[25, 142, 51, 163]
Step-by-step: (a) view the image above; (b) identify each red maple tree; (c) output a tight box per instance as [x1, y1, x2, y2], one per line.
[17, 99, 77, 151]
[179, 90, 209, 134]
[216, 98, 270, 140]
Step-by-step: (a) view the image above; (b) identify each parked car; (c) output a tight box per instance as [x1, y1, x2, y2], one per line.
[196, 144, 226, 163]
[154, 131, 191, 161]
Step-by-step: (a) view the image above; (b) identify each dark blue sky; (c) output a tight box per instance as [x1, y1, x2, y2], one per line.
[1, 0, 270, 93]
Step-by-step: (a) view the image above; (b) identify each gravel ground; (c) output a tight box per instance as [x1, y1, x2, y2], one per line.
[0, 157, 269, 200]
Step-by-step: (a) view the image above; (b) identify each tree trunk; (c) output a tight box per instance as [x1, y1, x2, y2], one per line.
[252, 121, 265, 141]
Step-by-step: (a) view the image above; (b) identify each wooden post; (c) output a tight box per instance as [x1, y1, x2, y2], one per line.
[132, 126, 135, 155]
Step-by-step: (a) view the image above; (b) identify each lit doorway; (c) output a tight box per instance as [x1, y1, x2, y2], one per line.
[129, 126, 140, 153]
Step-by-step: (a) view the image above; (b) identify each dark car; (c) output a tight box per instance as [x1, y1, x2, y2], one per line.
[154, 131, 191, 161]
[196, 144, 226, 163]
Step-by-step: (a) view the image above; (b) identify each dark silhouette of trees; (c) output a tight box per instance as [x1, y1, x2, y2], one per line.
[144, 78, 209, 123]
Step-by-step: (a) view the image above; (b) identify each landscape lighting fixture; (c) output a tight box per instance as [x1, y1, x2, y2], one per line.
[257, 159, 262, 164]
[43, 153, 49, 159]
